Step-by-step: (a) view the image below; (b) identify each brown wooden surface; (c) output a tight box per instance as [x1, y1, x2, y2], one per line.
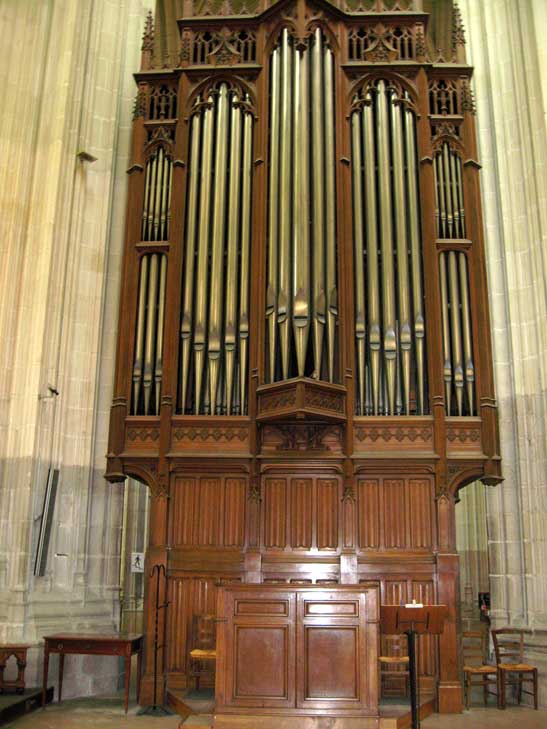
[215, 584, 379, 718]
[42, 634, 143, 713]
[104, 0, 501, 716]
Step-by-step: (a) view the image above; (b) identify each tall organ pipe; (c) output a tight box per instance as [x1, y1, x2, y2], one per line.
[404, 99, 425, 414]
[352, 85, 427, 416]
[133, 256, 149, 411]
[132, 254, 167, 415]
[208, 84, 229, 414]
[324, 46, 337, 384]
[448, 251, 464, 414]
[179, 90, 253, 416]
[391, 98, 412, 414]
[352, 109, 366, 416]
[143, 254, 159, 414]
[193, 99, 214, 414]
[293, 48, 311, 377]
[442, 144, 454, 237]
[439, 254, 452, 413]
[266, 30, 338, 384]
[239, 101, 253, 415]
[459, 253, 475, 414]
[154, 255, 167, 414]
[377, 81, 396, 415]
[180, 108, 202, 413]
[266, 49, 281, 383]
[363, 95, 380, 415]
[278, 29, 293, 380]
[311, 28, 326, 380]
[225, 95, 242, 414]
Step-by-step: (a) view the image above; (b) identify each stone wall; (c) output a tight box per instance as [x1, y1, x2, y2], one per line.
[460, 0, 547, 706]
[0, 0, 153, 699]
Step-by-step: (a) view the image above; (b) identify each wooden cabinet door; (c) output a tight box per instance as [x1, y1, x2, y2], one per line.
[296, 590, 375, 711]
[219, 589, 297, 709]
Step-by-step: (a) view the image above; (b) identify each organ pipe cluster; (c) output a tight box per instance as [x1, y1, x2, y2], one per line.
[434, 143, 466, 239]
[179, 84, 253, 415]
[265, 29, 338, 384]
[141, 146, 172, 241]
[351, 81, 426, 416]
[439, 251, 475, 415]
[132, 253, 168, 415]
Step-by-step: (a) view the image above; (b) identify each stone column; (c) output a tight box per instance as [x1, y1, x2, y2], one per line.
[461, 0, 547, 705]
[0, 0, 153, 698]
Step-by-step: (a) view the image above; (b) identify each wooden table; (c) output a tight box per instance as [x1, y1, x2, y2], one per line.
[42, 633, 143, 713]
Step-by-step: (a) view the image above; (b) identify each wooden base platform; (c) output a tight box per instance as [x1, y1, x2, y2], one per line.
[169, 689, 435, 729]
[0, 686, 53, 723]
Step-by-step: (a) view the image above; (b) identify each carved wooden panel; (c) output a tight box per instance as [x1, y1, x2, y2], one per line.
[263, 476, 342, 552]
[357, 476, 434, 551]
[166, 575, 218, 673]
[264, 478, 287, 549]
[171, 476, 246, 547]
[219, 589, 296, 709]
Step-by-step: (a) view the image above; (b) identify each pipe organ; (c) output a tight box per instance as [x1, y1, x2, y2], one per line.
[107, 0, 501, 720]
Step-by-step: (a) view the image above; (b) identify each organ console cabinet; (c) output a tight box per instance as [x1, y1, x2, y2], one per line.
[215, 584, 379, 726]
[105, 0, 502, 716]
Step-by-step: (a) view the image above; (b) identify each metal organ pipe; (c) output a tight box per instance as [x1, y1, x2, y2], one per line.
[239, 100, 253, 415]
[459, 252, 475, 414]
[439, 253, 452, 413]
[278, 29, 293, 381]
[377, 81, 397, 415]
[391, 96, 412, 415]
[180, 108, 202, 414]
[154, 255, 167, 414]
[225, 94, 242, 415]
[448, 251, 464, 414]
[133, 256, 148, 411]
[193, 98, 214, 414]
[404, 99, 425, 414]
[324, 46, 338, 384]
[311, 28, 326, 380]
[209, 84, 229, 414]
[132, 253, 168, 415]
[351, 83, 427, 415]
[293, 47, 310, 378]
[266, 29, 338, 384]
[363, 94, 380, 415]
[179, 88, 254, 415]
[266, 49, 281, 384]
[352, 108, 366, 416]
[439, 251, 476, 416]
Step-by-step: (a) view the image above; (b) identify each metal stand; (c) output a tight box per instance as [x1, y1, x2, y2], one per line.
[406, 629, 421, 729]
[137, 564, 174, 716]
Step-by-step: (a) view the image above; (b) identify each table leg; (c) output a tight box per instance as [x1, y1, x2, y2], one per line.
[136, 647, 142, 703]
[42, 647, 49, 708]
[58, 653, 65, 703]
[125, 649, 131, 714]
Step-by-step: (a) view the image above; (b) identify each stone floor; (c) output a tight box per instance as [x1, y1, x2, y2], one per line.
[3, 695, 546, 729]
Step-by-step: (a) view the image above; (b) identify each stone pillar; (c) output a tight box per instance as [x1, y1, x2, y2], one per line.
[0, 0, 153, 699]
[461, 0, 547, 705]
[455, 482, 489, 629]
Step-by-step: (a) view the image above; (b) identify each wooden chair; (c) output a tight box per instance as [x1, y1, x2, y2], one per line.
[379, 634, 410, 697]
[462, 630, 497, 708]
[188, 614, 217, 691]
[492, 628, 538, 709]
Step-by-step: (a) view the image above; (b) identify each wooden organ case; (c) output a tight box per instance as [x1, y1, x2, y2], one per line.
[105, 0, 502, 717]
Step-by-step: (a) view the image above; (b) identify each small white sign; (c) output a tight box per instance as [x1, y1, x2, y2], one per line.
[131, 552, 145, 573]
